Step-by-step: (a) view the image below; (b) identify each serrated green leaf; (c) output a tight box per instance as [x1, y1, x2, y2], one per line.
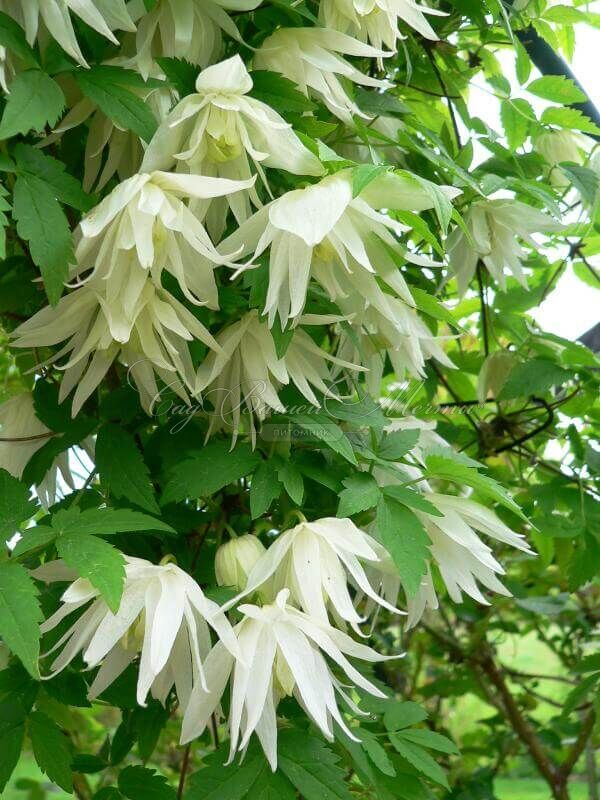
[337, 473, 380, 517]
[162, 440, 260, 504]
[541, 106, 600, 135]
[75, 68, 158, 143]
[250, 461, 281, 519]
[96, 424, 160, 514]
[360, 730, 396, 776]
[398, 729, 459, 754]
[290, 413, 357, 465]
[559, 164, 599, 206]
[50, 506, 175, 537]
[0, 562, 42, 678]
[12, 173, 73, 305]
[0, 709, 24, 792]
[156, 57, 199, 96]
[409, 286, 462, 329]
[13, 144, 93, 212]
[498, 358, 571, 400]
[118, 765, 176, 800]
[56, 532, 126, 612]
[249, 70, 316, 114]
[276, 459, 304, 505]
[381, 485, 443, 517]
[527, 75, 586, 105]
[500, 99, 535, 150]
[278, 730, 353, 800]
[0, 469, 38, 539]
[352, 165, 390, 198]
[389, 734, 448, 788]
[376, 497, 431, 596]
[0, 70, 64, 139]
[383, 701, 428, 731]
[378, 429, 420, 461]
[29, 711, 73, 792]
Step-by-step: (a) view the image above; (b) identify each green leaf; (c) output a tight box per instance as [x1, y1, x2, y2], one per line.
[51, 506, 175, 537]
[156, 57, 199, 96]
[409, 174, 453, 234]
[360, 730, 396, 777]
[381, 485, 443, 517]
[96, 424, 160, 514]
[498, 358, 571, 400]
[12, 173, 73, 305]
[514, 39, 532, 84]
[28, 711, 73, 792]
[290, 413, 357, 465]
[13, 144, 93, 212]
[75, 68, 158, 143]
[409, 286, 461, 329]
[398, 729, 459, 754]
[355, 87, 409, 117]
[275, 459, 304, 505]
[0, 562, 42, 679]
[11, 525, 56, 558]
[278, 730, 353, 800]
[378, 429, 420, 461]
[527, 75, 586, 104]
[186, 744, 295, 800]
[559, 164, 599, 206]
[376, 497, 431, 596]
[0, 707, 24, 792]
[424, 455, 524, 518]
[162, 440, 260, 504]
[0, 70, 64, 139]
[0, 12, 37, 67]
[388, 734, 448, 789]
[337, 473, 380, 517]
[249, 70, 316, 114]
[383, 701, 428, 732]
[500, 99, 534, 150]
[352, 165, 389, 198]
[250, 461, 281, 519]
[543, 5, 587, 24]
[56, 532, 126, 613]
[118, 765, 176, 800]
[0, 469, 37, 539]
[540, 106, 600, 135]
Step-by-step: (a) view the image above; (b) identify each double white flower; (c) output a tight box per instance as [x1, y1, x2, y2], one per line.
[236, 516, 401, 630]
[0, 0, 135, 67]
[12, 171, 260, 414]
[254, 27, 391, 123]
[320, 0, 444, 57]
[131, 0, 262, 79]
[34, 557, 239, 710]
[196, 310, 362, 443]
[447, 199, 563, 295]
[181, 589, 395, 770]
[143, 56, 323, 238]
[220, 169, 460, 326]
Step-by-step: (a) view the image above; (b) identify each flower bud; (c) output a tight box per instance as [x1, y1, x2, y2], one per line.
[215, 534, 266, 591]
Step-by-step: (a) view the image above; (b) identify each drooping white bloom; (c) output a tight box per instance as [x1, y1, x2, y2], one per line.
[75, 171, 256, 309]
[253, 27, 391, 123]
[366, 419, 533, 627]
[0, 392, 93, 508]
[234, 517, 401, 629]
[34, 556, 239, 709]
[0, 0, 135, 67]
[129, 0, 262, 79]
[181, 589, 396, 769]
[142, 55, 324, 239]
[319, 0, 444, 56]
[196, 310, 363, 443]
[11, 270, 221, 416]
[335, 296, 455, 389]
[220, 169, 460, 326]
[447, 199, 563, 295]
[215, 534, 267, 592]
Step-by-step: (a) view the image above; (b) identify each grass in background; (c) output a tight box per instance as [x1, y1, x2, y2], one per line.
[495, 778, 590, 799]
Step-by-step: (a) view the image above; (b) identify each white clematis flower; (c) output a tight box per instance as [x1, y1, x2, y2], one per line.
[0, 392, 93, 508]
[0, 0, 135, 67]
[75, 171, 256, 309]
[142, 55, 324, 239]
[220, 169, 460, 326]
[129, 0, 262, 79]
[366, 420, 533, 627]
[234, 516, 401, 629]
[320, 0, 444, 57]
[196, 310, 363, 443]
[253, 27, 392, 123]
[34, 556, 239, 710]
[12, 270, 221, 416]
[181, 588, 397, 770]
[447, 199, 563, 295]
